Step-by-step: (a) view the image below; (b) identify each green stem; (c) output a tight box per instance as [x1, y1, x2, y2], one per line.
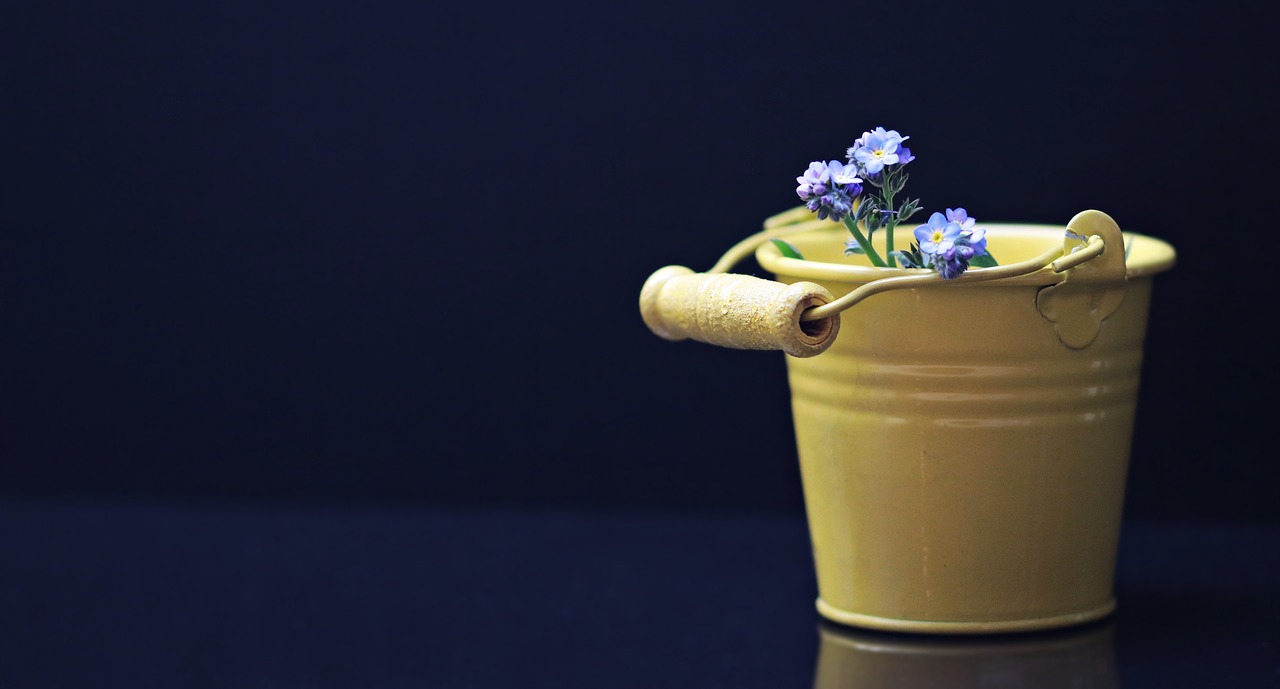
[842, 215, 886, 267]
[882, 170, 897, 267]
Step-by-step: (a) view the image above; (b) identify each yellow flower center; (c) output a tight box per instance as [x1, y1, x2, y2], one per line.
[872, 149, 886, 158]
[931, 229, 945, 243]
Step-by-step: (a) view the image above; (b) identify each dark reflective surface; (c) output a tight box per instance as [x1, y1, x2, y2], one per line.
[0, 498, 1275, 687]
[815, 620, 1119, 688]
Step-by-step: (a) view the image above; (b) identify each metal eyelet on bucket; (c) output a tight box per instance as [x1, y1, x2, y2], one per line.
[1036, 210, 1129, 349]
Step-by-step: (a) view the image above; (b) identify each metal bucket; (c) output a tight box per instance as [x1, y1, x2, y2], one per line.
[641, 209, 1176, 634]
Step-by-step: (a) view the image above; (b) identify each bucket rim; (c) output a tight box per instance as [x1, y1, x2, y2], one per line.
[755, 222, 1176, 286]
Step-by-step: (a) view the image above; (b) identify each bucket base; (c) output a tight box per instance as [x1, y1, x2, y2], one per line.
[815, 597, 1117, 636]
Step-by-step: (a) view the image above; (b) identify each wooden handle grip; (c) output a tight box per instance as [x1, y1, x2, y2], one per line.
[638, 266, 840, 358]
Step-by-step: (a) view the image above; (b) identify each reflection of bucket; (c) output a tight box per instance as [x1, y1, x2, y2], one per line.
[814, 620, 1119, 688]
[753, 215, 1175, 633]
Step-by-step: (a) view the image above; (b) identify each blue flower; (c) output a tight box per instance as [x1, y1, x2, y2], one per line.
[934, 248, 968, 279]
[828, 160, 862, 187]
[944, 209, 988, 259]
[945, 207, 975, 232]
[795, 161, 831, 198]
[796, 160, 862, 222]
[912, 209, 990, 279]
[962, 227, 987, 256]
[913, 212, 961, 256]
[847, 127, 909, 175]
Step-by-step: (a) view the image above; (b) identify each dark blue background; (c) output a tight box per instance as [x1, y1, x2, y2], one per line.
[5, 0, 1277, 525]
[5, 3, 1279, 687]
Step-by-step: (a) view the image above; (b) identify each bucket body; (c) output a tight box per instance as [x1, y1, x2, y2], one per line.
[757, 222, 1175, 634]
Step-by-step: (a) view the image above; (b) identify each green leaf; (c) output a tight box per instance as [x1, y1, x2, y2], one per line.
[887, 171, 909, 197]
[893, 242, 928, 269]
[970, 252, 999, 268]
[770, 238, 805, 260]
[891, 250, 916, 268]
[855, 196, 877, 221]
[898, 198, 921, 222]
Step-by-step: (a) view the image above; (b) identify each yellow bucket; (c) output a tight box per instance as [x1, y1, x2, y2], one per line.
[640, 209, 1176, 634]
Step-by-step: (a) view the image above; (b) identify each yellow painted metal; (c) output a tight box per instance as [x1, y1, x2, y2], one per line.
[753, 213, 1175, 634]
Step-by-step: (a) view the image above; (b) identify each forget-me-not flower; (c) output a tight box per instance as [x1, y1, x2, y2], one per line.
[945, 207, 975, 232]
[896, 146, 915, 167]
[796, 160, 862, 222]
[847, 127, 909, 175]
[914, 212, 961, 256]
[912, 208, 990, 279]
[934, 247, 968, 279]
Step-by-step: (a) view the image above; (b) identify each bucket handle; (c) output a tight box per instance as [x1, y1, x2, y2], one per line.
[640, 209, 1121, 356]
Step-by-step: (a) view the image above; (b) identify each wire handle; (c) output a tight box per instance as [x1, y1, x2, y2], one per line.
[801, 235, 1103, 321]
[640, 209, 1121, 355]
